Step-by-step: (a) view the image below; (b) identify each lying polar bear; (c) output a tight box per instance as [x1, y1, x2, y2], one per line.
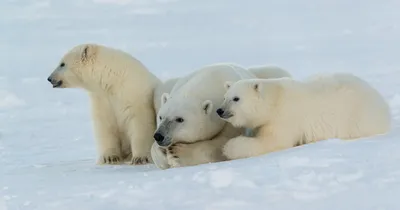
[218, 73, 391, 160]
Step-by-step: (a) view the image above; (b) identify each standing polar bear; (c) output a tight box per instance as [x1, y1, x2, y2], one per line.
[217, 73, 391, 160]
[47, 43, 161, 165]
[151, 63, 256, 169]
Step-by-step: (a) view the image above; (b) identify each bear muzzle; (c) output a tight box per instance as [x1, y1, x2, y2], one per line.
[154, 132, 172, 147]
[216, 108, 234, 119]
[216, 108, 225, 116]
[47, 76, 63, 88]
[153, 132, 164, 143]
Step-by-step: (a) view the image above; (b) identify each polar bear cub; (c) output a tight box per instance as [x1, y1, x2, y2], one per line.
[151, 63, 256, 168]
[47, 43, 161, 165]
[217, 73, 391, 160]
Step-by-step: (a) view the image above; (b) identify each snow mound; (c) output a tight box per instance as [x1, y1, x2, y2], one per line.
[0, 90, 25, 109]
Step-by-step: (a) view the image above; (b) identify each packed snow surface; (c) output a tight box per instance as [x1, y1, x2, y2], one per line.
[1, 0, 400, 209]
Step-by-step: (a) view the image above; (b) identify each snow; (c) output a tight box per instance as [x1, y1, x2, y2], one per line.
[1, 0, 400, 209]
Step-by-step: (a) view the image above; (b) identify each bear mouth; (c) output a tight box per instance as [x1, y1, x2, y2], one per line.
[156, 138, 172, 147]
[220, 113, 234, 119]
[52, 80, 63, 88]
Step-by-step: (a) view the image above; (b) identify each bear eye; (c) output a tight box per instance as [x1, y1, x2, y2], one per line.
[176, 117, 184, 123]
[60, 62, 65, 67]
[159, 116, 162, 120]
[233, 97, 240, 102]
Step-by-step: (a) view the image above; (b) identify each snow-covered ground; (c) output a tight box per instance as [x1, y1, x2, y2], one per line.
[1, 0, 400, 209]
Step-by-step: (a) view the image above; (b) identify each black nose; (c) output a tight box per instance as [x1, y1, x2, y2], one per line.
[153, 132, 164, 142]
[47, 77, 52, 82]
[216, 108, 224, 116]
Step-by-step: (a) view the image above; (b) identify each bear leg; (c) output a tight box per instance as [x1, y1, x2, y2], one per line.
[126, 114, 155, 165]
[90, 94, 123, 165]
[223, 134, 295, 160]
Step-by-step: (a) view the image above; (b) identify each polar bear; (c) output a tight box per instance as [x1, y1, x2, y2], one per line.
[153, 77, 179, 114]
[47, 43, 161, 165]
[151, 63, 256, 168]
[248, 65, 291, 79]
[217, 73, 391, 160]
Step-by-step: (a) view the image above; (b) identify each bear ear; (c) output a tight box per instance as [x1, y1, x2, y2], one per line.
[253, 82, 262, 93]
[202, 100, 213, 115]
[161, 93, 170, 105]
[224, 81, 233, 90]
[81, 44, 97, 62]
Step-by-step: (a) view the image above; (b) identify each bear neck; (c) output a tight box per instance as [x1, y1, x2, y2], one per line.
[81, 69, 131, 96]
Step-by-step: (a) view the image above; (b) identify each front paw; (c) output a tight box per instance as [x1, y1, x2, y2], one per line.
[130, 156, 150, 165]
[97, 154, 122, 165]
[167, 143, 188, 159]
[166, 143, 188, 168]
[223, 136, 252, 160]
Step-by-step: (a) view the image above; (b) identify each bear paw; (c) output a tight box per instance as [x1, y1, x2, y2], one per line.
[98, 154, 122, 165]
[165, 143, 190, 168]
[223, 136, 265, 160]
[167, 143, 189, 159]
[130, 156, 150, 165]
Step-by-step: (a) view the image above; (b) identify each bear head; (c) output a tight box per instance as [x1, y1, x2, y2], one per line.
[47, 44, 99, 89]
[153, 92, 224, 147]
[217, 79, 283, 129]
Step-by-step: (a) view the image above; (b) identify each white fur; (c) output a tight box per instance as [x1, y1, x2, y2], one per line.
[151, 142, 169, 169]
[248, 65, 292, 79]
[47, 43, 161, 165]
[219, 73, 392, 160]
[153, 77, 180, 115]
[152, 63, 256, 169]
